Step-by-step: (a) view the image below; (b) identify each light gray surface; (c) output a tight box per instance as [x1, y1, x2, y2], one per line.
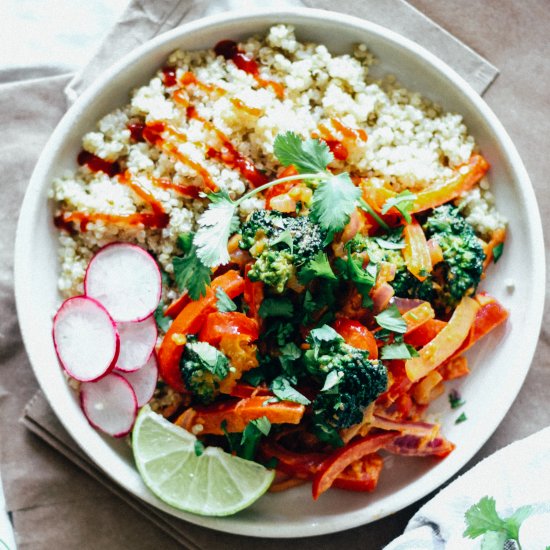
[0, 1, 548, 548]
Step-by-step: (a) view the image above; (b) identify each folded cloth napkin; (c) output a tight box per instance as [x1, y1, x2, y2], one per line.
[384, 427, 550, 549]
[4, 0, 544, 548]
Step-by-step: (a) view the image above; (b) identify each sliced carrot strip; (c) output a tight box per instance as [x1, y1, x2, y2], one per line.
[176, 396, 305, 435]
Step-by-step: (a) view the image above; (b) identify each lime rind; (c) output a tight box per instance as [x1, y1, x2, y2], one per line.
[132, 406, 275, 516]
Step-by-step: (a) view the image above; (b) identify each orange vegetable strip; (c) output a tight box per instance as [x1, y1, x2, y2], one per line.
[403, 218, 432, 281]
[360, 154, 489, 215]
[176, 396, 305, 435]
[450, 293, 508, 359]
[157, 270, 244, 392]
[438, 356, 469, 380]
[164, 291, 191, 319]
[405, 296, 480, 382]
[412, 371, 444, 405]
[311, 432, 397, 499]
[402, 301, 436, 334]
[411, 154, 489, 213]
[427, 238, 444, 265]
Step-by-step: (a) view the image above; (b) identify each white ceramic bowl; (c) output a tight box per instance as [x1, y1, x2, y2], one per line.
[14, 7, 545, 538]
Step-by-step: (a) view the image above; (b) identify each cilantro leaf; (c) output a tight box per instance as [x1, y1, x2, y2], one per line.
[307, 325, 343, 346]
[270, 229, 294, 254]
[455, 412, 468, 424]
[310, 172, 362, 233]
[194, 439, 205, 457]
[493, 242, 504, 263]
[177, 233, 194, 254]
[464, 496, 507, 539]
[298, 251, 337, 284]
[194, 191, 239, 267]
[222, 417, 271, 461]
[172, 233, 212, 300]
[380, 341, 418, 360]
[374, 236, 405, 250]
[274, 131, 333, 174]
[449, 389, 465, 409]
[381, 190, 417, 223]
[186, 341, 229, 379]
[153, 303, 171, 333]
[259, 297, 294, 319]
[321, 369, 343, 391]
[215, 287, 237, 312]
[271, 376, 311, 405]
[375, 304, 407, 333]
[464, 496, 536, 546]
[278, 342, 302, 377]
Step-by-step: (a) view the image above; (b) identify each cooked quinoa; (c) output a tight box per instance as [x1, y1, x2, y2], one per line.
[49, 24, 503, 298]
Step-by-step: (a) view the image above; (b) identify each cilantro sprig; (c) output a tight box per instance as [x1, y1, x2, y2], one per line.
[192, 132, 361, 269]
[464, 496, 535, 548]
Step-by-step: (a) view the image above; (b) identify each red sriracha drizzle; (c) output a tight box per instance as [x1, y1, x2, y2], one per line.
[214, 39, 284, 98]
[77, 151, 120, 177]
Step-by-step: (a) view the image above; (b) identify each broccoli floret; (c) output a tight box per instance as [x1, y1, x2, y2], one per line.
[352, 207, 485, 312]
[304, 327, 388, 446]
[240, 210, 326, 292]
[180, 340, 230, 404]
[248, 250, 294, 293]
[423, 204, 486, 309]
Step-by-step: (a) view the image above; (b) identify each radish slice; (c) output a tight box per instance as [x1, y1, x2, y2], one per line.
[115, 352, 158, 407]
[116, 316, 158, 372]
[80, 373, 138, 437]
[84, 243, 162, 323]
[53, 296, 119, 382]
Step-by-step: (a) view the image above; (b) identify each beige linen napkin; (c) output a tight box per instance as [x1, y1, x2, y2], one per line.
[3, 1, 542, 548]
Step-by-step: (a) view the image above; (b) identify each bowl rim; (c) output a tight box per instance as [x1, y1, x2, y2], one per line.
[14, 6, 546, 538]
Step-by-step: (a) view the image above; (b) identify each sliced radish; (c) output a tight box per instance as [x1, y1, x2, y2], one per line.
[115, 352, 159, 407]
[116, 316, 158, 372]
[80, 373, 138, 437]
[84, 242, 162, 323]
[53, 296, 119, 382]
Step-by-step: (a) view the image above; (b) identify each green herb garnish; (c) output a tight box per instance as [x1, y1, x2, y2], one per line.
[464, 496, 535, 548]
[192, 132, 361, 269]
[215, 287, 237, 312]
[381, 190, 417, 223]
[455, 412, 468, 424]
[493, 242, 504, 263]
[375, 304, 407, 333]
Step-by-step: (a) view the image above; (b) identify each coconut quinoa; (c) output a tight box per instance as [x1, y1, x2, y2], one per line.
[50, 24, 504, 300]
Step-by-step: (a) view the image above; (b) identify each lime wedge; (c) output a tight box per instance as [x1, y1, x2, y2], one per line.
[132, 406, 275, 516]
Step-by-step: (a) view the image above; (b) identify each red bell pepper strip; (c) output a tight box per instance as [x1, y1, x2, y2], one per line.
[259, 441, 327, 479]
[331, 453, 384, 492]
[228, 382, 273, 399]
[157, 270, 244, 392]
[404, 319, 447, 348]
[243, 263, 264, 322]
[333, 318, 378, 359]
[199, 311, 259, 345]
[450, 293, 508, 359]
[163, 291, 191, 319]
[312, 432, 398, 499]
